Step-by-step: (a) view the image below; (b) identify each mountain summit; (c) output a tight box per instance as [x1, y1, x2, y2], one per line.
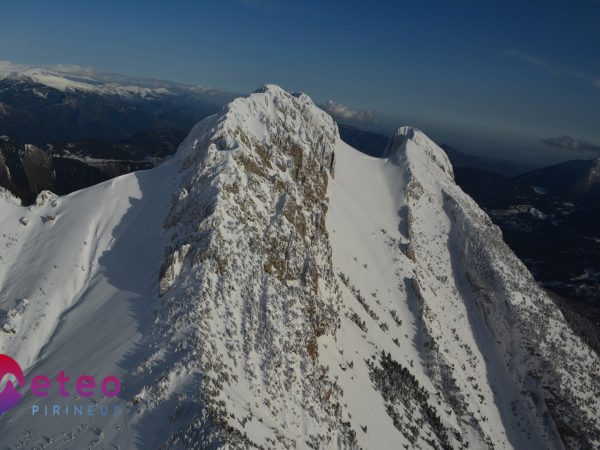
[0, 85, 598, 449]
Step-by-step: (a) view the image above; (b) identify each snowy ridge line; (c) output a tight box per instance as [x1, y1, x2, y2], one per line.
[0, 157, 176, 448]
[392, 126, 600, 448]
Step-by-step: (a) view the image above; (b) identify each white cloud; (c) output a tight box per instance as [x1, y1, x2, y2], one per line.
[322, 100, 376, 123]
[542, 135, 600, 153]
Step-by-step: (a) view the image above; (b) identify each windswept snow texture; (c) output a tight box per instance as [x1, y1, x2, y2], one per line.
[0, 86, 599, 449]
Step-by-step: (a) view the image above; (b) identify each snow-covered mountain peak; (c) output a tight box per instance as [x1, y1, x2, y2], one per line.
[1, 86, 599, 449]
[178, 83, 338, 172]
[386, 125, 454, 180]
[155, 85, 350, 447]
[253, 83, 287, 95]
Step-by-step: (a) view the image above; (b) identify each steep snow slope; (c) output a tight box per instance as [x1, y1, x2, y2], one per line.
[0, 161, 176, 448]
[325, 129, 600, 449]
[0, 86, 598, 449]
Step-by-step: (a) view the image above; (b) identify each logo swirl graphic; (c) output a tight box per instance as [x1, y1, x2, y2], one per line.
[0, 354, 24, 413]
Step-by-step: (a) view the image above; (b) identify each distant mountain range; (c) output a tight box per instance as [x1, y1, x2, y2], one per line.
[0, 61, 235, 144]
[440, 144, 534, 176]
[516, 158, 600, 206]
[0, 61, 238, 204]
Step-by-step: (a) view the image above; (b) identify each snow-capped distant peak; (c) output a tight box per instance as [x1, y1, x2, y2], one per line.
[0, 60, 231, 100]
[0, 60, 170, 97]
